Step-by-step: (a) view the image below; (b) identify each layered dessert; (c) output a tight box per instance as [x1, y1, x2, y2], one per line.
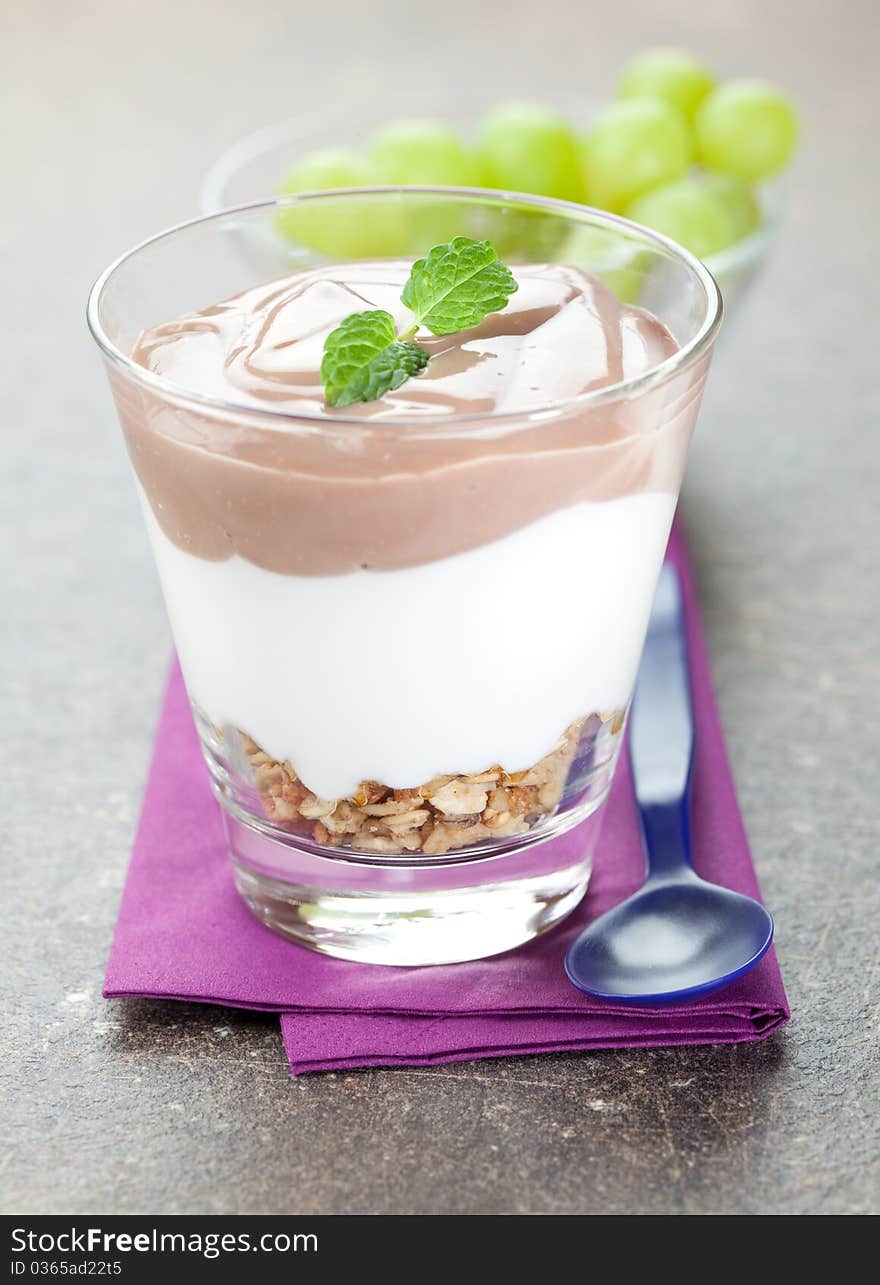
[114, 260, 708, 857]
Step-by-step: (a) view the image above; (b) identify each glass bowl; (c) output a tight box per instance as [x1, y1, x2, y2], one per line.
[89, 189, 721, 966]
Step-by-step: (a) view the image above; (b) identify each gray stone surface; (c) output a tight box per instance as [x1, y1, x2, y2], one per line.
[2, 0, 877, 1215]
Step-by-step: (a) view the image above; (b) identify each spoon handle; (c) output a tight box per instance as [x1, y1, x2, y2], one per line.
[628, 562, 696, 882]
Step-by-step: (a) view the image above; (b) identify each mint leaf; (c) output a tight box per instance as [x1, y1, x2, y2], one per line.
[400, 236, 518, 336]
[321, 310, 429, 408]
[320, 238, 517, 407]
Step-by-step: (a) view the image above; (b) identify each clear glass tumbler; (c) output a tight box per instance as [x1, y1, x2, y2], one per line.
[88, 189, 721, 965]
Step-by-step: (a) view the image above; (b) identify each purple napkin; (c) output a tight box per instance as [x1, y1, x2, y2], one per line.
[104, 526, 789, 1074]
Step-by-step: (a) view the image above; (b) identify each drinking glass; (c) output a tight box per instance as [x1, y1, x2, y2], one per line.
[88, 189, 721, 965]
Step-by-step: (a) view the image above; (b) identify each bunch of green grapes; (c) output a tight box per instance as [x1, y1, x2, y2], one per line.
[275, 47, 798, 265]
[602, 49, 798, 258]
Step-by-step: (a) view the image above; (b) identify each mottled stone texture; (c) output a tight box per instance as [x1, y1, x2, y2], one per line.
[1, 0, 877, 1215]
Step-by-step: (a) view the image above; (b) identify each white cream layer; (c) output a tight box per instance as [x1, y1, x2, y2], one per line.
[140, 487, 676, 801]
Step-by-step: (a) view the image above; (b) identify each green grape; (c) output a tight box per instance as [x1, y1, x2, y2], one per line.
[625, 173, 748, 260]
[368, 119, 482, 246]
[696, 80, 798, 181]
[582, 99, 692, 212]
[477, 102, 586, 202]
[618, 47, 715, 121]
[276, 149, 406, 257]
[368, 119, 480, 185]
[698, 172, 760, 241]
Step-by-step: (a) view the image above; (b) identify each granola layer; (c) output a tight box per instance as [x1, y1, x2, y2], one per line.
[240, 711, 623, 857]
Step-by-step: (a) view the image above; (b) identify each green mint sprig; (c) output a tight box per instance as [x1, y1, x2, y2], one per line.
[320, 311, 428, 409]
[321, 236, 517, 408]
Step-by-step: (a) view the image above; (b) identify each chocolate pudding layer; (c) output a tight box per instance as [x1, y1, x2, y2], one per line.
[114, 262, 708, 576]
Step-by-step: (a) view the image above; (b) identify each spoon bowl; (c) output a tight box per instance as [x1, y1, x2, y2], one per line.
[565, 561, 775, 1004]
[564, 875, 774, 1003]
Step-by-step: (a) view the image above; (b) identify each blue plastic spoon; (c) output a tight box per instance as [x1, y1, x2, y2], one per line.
[565, 563, 774, 1005]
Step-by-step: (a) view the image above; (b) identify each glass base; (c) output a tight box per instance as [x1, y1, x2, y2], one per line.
[223, 808, 601, 966]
